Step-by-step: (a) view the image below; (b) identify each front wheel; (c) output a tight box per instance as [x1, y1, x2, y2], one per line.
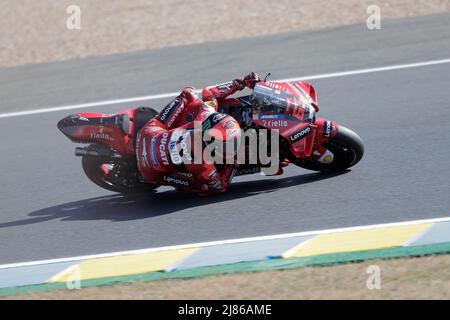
[292, 125, 364, 172]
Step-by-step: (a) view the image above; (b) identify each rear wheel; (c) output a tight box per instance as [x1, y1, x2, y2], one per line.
[292, 125, 364, 172]
[81, 144, 157, 194]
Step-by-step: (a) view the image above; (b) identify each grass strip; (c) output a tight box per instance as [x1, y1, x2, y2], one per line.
[2, 241, 450, 296]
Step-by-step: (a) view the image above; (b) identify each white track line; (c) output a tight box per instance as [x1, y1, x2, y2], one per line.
[0, 58, 449, 120]
[0, 92, 180, 119]
[278, 58, 450, 81]
[0, 216, 448, 270]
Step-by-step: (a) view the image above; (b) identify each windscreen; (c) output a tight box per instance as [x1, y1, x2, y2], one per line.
[252, 83, 315, 123]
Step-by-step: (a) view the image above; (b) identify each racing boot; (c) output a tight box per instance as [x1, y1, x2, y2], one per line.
[262, 158, 290, 176]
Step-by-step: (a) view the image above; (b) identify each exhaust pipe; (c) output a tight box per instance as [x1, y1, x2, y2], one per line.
[75, 147, 100, 157]
[74, 146, 124, 159]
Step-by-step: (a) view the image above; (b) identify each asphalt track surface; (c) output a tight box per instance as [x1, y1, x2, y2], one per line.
[0, 13, 449, 264]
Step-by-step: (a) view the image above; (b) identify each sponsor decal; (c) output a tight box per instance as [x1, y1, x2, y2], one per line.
[223, 119, 235, 129]
[169, 140, 182, 165]
[318, 149, 334, 164]
[216, 81, 234, 92]
[227, 128, 238, 138]
[166, 104, 183, 128]
[207, 170, 223, 190]
[180, 131, 193, 162]
[140, 136, 150, 168]
[169, 130, 192, 164]
[178, 172, 193, 178]
[266, 82, 288, 92]
[323, 120, 332, 138]
[258, 114, 290, 120]
[158, 98, 180, 123]
[213, 113, 227, 122]
[169, 130, 183, 165]
[322, 154, 333, 164]
[210, 180, 223, 190]
[163, 175, 191, 187]
[203, 113, 229, 132]
[90, 126, 113, 141]
[159, 132, 170, 165]
[255, 83, 273, 90]
[202, 119, 212, 131]
[150, 136, 158, 167]
[289, 126, 311, 143]
[208, 170, 218, 178]
[170, 129, 183, 142]
[261, 119, 288, 127]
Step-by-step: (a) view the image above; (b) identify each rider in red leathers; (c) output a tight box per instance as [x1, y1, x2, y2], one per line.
[136, 73, 261, 195]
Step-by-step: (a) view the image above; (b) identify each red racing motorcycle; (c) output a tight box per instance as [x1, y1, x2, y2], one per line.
[57, 78, 364, 194]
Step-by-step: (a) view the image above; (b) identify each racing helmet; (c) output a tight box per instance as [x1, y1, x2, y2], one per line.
[202, 113, 242, 161]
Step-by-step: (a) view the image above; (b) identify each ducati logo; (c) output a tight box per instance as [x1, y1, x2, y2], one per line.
[159, 132, 170, 165]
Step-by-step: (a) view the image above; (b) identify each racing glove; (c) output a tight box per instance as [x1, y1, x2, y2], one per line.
[198, 165, 238, 196]
[243, 72, 261, 89]
[233, 72, 261, 90]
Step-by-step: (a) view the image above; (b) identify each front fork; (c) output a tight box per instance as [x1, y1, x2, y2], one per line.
[310, 119, 339, 163]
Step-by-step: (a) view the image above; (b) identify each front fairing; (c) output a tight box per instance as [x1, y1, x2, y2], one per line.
[252, 81, 318, 158]
[252, 82, 316, 121]
[253, 115, 317, 159]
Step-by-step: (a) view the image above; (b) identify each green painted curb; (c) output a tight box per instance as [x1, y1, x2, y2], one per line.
[1, 241, 450, 297]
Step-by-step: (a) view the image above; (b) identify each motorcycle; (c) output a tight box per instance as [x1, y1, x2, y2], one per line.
[57, 77, 364, 194]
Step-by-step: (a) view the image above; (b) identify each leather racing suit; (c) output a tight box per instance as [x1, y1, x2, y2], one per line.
[136, 74, 258, 195]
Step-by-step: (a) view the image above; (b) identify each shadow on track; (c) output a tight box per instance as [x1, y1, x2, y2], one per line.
[0, 171, 348, 228]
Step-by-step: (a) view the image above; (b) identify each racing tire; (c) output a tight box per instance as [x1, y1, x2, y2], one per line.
[292, 125, 364, 172]
[81, 144, 157, 194]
